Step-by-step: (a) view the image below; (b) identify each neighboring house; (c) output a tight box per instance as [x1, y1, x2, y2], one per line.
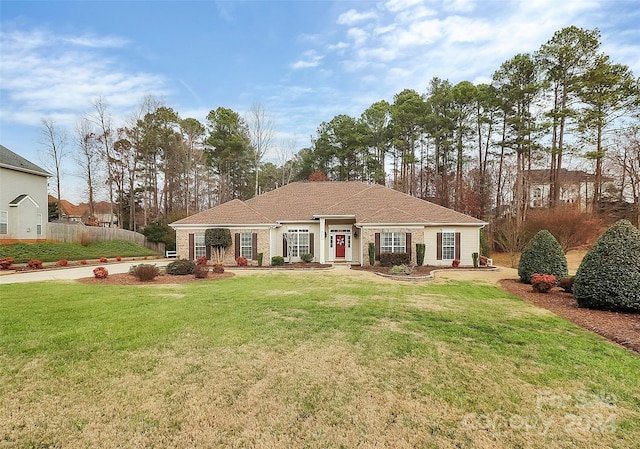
[170, 181, 487, 267]
[48, 195, 86, 222]
[529, 169, 612, 211]
[0, 145, 51, 242]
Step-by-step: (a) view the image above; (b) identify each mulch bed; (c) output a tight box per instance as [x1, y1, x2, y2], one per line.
[498, 279, 640, 355]
[77, 272, 234, 285]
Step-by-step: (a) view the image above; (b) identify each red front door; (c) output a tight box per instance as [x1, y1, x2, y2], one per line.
[335, 234, 346, 258]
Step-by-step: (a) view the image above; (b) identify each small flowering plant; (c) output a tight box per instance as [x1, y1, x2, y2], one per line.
[116, 255, 122, 262]
[93, 266, 109, 279]
[236, 256, 248, 267]
[0, 257, 14, 270]
[57, 259, 68, 267]
[100, 257, 108, 263]
[530, 273, 557, 293]
[452, 258, 460, 268]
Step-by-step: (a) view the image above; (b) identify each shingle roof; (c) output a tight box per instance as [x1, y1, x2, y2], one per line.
[172, 182, 485, 226]
[0, 145, 51, 177]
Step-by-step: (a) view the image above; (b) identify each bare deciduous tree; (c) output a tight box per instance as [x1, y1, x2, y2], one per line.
[246, 103, 275, 197]
[40, 118, 68, 221]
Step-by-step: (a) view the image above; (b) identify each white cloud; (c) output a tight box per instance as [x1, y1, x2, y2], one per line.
[347, 27, 368, 46]
[0, 28, 166, 128]
[290, 52, 324, 70]
[337, 9, 378, 26]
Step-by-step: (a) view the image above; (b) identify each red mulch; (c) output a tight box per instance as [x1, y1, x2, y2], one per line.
[498, 279, 640, 355]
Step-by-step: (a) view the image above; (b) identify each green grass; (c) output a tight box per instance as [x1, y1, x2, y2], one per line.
[0, 240, 158, 263]
[1, 273, 638, 448]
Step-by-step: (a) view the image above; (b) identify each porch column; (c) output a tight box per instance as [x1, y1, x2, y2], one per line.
[319, 217, 326, 264]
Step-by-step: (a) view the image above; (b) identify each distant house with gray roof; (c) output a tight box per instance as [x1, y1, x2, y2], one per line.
[170, 181, 487, 267]
[0, 145, 51, 241]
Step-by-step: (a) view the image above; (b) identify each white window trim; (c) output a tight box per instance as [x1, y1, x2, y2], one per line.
[240, 232, 253, 259]
[286, 227, 310, 258]
[381, 231, 406, 253]
[0, 210, 8, 235]
[442, 231, 456, 260]
[194, 234, 206, 258]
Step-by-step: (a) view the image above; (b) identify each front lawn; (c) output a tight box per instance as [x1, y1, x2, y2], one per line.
[1, 273, 638, 448]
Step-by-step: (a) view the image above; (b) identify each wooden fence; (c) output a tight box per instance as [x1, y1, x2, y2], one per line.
[47, 223, 165, 254]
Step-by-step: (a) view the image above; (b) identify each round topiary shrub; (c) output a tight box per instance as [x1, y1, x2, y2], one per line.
[518, 230, 567, 284]
[166, 259, 196, 275]
[573, 219, 640, 311]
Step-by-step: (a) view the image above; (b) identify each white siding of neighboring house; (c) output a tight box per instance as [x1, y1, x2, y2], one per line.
[0, 167, 48, 240]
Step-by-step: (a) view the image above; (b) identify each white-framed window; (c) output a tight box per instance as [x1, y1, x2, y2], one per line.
[287, 228, 309, 257]
[0, 211, 7, 235]
[442, 231, 456, 260]
[381, 232, 405, 253]
[240, 232, 253, 259]
[194, 234, 206, 258]
[36, 213, 43, 236]
[532, 187, 542, 199]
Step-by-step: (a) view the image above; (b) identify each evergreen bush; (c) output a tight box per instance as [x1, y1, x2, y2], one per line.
[380, 252, 410, 267]
[368, 242, 375, 266]
[518, 230, 567, 284]
[573, 219, 640, 311]
[271, 256, 285, 266]
[480, 228, 491, 257]
[300, 253, 314, 263]
[130, 264, 160, 281]
[416, 243, 425, 266]
[166, 259, 196, 275]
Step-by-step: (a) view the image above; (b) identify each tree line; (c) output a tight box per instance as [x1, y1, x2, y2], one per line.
[41, 25, 640, 232]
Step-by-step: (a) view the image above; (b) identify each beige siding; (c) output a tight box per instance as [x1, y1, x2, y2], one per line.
[423, 226, 480, 266]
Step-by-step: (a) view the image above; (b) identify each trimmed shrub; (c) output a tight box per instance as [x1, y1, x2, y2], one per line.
[236, 256, 248, 266]
[452, 258, 460, 268]
[518, 230, 567, 284]
[368, 243, 375, 266]
[27, 259, 43, 269]
[100, 257, 108, 263]
[531, 273, 556, 293]
[573, 219, 640, 311]
[472, 252, 479, 268]
[380, 252, 410, 267]
[271, 256, 285, 266]
[93, 267, 108, 279]
[166, 259, 196, 275]
[57, 259, 68, 267]
[195, 265, 209, 278]
[300, 253, 314, 263]
[80, 260, 87, 265]
[130, 264, 160, 281]
[416, 243, 425, 266]
[116, 255, 122, 262]
[257, 252, 263, 267]
[0, 257, 14, 270]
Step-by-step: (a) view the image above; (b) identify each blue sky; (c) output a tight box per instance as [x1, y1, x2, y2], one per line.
[1, 0, 639, 202]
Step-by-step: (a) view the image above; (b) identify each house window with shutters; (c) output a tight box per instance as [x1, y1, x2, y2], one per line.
[0, 211, 7, 235]
[240, 232, 253, 259]
[194, 234, 206, 258]
[437, 231, 460, 261]
[381, 232, 406, 253]
[442, 232, 456, 260]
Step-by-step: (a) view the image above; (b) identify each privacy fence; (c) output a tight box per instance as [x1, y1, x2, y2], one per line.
[47, 223, 165, 254]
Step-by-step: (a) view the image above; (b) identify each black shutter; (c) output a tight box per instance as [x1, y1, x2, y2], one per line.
[405, 233, 412, 257]
[455, 232, 461, 260]
[309, 233, 314, 255]
[252, 233, 258, 260]
[283, 236, 287, 257]
[206, 245, 211, 260]
[188, 233, 194, 260]
[436, 232, 443, 260]
[235, 233, 240, 259]
[375, 232, 381, 261]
